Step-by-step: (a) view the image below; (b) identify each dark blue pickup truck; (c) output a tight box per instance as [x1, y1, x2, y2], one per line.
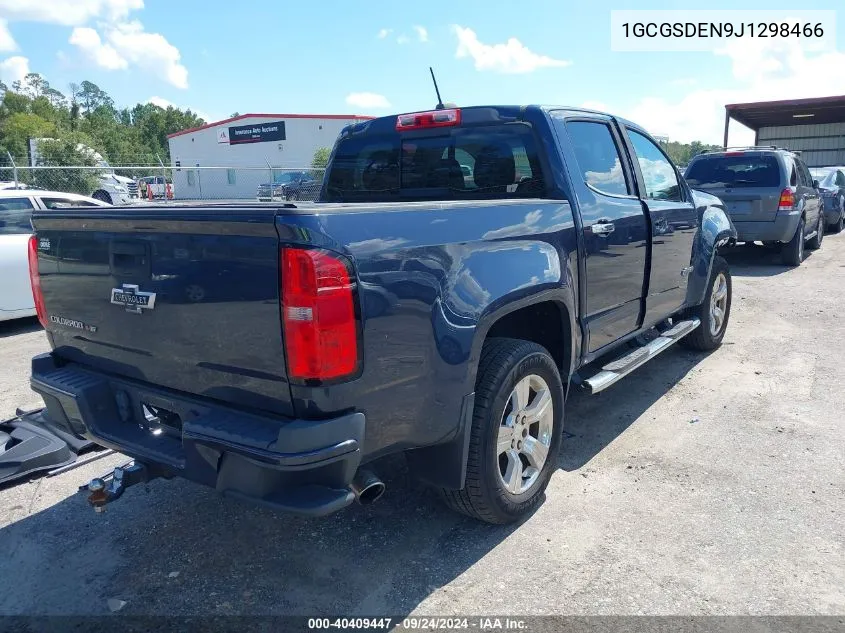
[27, 105, 736, 524]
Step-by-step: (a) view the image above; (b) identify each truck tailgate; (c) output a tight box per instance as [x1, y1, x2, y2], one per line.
[31, 206, 294, 417]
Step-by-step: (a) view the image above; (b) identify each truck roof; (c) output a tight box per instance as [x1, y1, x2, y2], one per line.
[339, 104, 646, 137]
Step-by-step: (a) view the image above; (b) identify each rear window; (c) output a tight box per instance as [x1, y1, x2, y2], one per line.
[685, 155, 781, 188]
[324, 123, 547, 202]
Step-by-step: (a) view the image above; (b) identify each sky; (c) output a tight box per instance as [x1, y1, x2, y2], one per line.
[1, 0, 844, 146]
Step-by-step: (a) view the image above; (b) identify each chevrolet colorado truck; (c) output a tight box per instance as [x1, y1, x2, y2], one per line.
[26, 105, 736, 524]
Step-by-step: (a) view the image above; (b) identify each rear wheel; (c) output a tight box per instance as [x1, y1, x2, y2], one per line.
[439, 338, 564, 524]
[781, 217, 805, 266]
[808, 213, 824, 250]
[679, 256, 731, 351]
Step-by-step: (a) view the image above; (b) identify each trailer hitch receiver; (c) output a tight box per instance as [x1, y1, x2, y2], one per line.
[82, 461, 157, 512]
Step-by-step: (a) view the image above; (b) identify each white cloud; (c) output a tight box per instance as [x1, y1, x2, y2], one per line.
[377, 28, 392, 39]
[146, 96, 211, 121]
[0, 19, 17, 52]
[413, 25, 428, 43]
[345, 92, 391, 109]
[452, 25, 571, 74]
[0, 0, 143, 26]
[147, 95, 175, 109]
[624, 39, 845, 145]
[69, 20, 188, 88]
[396, 34, 410, 45]
[70, 27, 127, 70]
[0, 55, 30, 84]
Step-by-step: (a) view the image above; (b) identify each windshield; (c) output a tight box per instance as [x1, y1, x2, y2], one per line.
[324, 123, 547, 202]
[685, 155, 781, 188]
[810, 168, 835, 187]
[272, 172, 303, 184]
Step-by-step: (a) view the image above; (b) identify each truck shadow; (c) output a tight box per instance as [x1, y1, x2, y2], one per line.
[560, 347, 708, 471]
[720, 244, 817, 277]
[0, 347, 706, 619]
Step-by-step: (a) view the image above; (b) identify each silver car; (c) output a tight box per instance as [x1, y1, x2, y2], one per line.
[685, 148, 824, 266]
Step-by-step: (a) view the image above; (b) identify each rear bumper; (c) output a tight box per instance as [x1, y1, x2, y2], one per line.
[732, 211, 800, 243]
[30, 353, 365, 517]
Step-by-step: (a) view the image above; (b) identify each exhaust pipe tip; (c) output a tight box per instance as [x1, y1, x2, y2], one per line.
[350, 469, 385, 505]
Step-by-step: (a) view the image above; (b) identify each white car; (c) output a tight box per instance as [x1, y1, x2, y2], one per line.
[0, 190, 109, 323]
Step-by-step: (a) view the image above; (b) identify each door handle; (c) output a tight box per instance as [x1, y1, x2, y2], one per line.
[591, 221, 615, 236]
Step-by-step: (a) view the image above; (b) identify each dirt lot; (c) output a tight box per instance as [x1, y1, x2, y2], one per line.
[0, 236, 843, 619]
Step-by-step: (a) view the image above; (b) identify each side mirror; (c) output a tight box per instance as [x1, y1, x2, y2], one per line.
[813, 179, 819, 189]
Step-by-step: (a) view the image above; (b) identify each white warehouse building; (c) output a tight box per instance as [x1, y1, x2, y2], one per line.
[166, 113, 372, 200]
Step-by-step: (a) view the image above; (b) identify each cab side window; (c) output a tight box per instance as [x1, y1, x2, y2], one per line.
[628, 130, 682, 202]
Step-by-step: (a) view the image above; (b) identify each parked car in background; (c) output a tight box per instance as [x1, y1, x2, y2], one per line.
[138, 175, 174, 199]
[685, 147, 824, 266]
[0, 190, 109, 323]
[28, 105, 736, 524]
[810, 166, 845, 233]
[0, 182, 44, 191]
[256, 171, 321, 201]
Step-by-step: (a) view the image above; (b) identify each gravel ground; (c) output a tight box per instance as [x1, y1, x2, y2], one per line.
[0, 236, 843, 620]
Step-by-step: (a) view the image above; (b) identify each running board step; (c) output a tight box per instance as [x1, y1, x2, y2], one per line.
[583, 318, 700, 394]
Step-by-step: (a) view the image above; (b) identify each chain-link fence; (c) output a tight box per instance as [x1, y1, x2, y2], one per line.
[0, 164, 327, 204]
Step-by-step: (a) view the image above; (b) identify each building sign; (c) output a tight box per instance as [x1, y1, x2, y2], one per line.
[227, 121, 286, 145]
[217, 129, 229, 144]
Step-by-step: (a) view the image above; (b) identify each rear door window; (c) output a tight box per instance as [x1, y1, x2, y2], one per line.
[0, 197, 34, 234]
[686, 155, 781, 188]
[325, 123, 547, 202]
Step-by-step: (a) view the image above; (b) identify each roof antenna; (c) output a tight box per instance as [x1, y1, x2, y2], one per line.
[430, 67, 445, 110]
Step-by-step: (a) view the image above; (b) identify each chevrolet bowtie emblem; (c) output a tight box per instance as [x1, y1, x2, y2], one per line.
[110, 284, 156, 314]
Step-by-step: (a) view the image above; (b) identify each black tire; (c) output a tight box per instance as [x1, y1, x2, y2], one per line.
[92, 190, 112, 205]
[439, 338, 564, 524]
[679, 256, 732, 352]
[808, 213, 824, 250]
[828, 208, 845, 233]
[781, 217, 805, 266]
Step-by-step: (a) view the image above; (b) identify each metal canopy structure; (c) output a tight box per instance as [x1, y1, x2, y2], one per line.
[723, 95, 845, 147]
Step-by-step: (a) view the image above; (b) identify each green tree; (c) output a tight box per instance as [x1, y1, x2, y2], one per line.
[22, 73, 49, 99]
[77, 80, 113, 113]
[0, 112, 56, 159]
[311, 147, 331, 178]
[33, 136, 101, 195]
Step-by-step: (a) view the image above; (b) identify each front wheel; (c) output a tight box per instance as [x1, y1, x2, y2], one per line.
[92, 190, 112, 205]
[439, 338, 564, 524]
[679, 256, 732, 352]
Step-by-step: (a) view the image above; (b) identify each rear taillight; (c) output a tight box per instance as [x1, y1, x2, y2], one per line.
[778, 188, 795, 212]
[281, 247, 359, 382]
[27, 236, 48, 328]
[396, 108, 461, 131]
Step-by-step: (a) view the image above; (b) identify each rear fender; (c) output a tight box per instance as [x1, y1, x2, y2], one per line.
[407, 242, 578, 490]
